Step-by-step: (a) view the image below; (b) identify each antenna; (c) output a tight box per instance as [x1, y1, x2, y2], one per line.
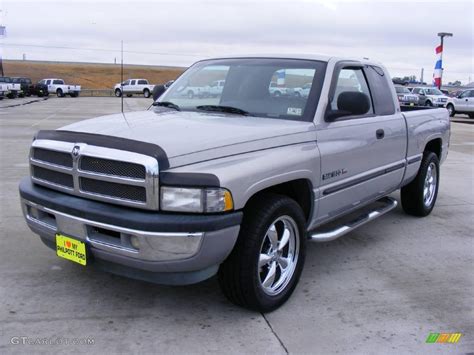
[121, 40, 124, 113]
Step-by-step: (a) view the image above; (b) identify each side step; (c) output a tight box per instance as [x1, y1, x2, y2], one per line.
[308, 197, 398, 242]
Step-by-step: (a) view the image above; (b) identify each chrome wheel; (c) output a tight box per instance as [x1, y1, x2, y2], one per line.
[258, 216, 300, 296]
[423, 162, 437, 207]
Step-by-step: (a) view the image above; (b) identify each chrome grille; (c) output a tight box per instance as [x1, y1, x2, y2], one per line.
[32, 166, 74, 188]
[80, 156, 146, 179]
[33, 148, 73, 168]
[80, 177, 146, 202]
[29, 139, 159, 210]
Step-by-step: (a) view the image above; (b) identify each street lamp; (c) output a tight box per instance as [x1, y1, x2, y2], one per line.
[434, 32, 453, 89]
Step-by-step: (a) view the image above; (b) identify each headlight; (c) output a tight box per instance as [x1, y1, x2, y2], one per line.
[160, 186, 234, 213]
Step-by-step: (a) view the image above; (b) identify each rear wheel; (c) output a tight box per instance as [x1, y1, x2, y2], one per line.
[143, 89, 151, 98]
[218, 193, 306, 312]
[401, 152, 439, 216]
[56, 89, 64, 98]
[446, 104, 455, 117]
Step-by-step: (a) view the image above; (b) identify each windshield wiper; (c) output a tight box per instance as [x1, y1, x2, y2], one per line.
[153, 101, 180, 111]
[196, 105, 250, 116]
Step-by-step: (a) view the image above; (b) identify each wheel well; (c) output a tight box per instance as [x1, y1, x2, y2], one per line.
[143, 88, 150, 92]
[425, 138, 442, 159]
[246, 179, 313, 222]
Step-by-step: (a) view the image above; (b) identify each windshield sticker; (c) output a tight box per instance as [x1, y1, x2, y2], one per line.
[287, 107, 302, 116]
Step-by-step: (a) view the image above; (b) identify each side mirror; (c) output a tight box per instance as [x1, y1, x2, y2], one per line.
[152, 85, 166, 101]
[164, 80, 174, 89]
[326, 91, 370, 120]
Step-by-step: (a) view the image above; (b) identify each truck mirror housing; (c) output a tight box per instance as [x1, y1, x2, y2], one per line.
[152, 85, 166, 101]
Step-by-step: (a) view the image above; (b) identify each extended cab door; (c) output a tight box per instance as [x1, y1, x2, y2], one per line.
[314, 63, 407, 225]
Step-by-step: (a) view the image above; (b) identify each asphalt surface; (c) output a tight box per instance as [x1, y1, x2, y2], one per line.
[0, 96, 473, 354]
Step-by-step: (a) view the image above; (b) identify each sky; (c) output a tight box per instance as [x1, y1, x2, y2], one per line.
[1, 0, 473, 84]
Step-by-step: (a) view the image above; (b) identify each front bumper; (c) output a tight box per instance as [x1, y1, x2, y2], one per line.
[19, 177, 242, 284]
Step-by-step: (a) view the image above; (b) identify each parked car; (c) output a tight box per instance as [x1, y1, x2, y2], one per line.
[446, 89, 474, 118]
[269, 81, 289, 96]
[12, 77, 34, 97]
[394, 85, 419, 106]
[392, 78, 409, 86]
[0, 76, 23, 98]
[40, 78, 81, 97]
[0, 82, 9, 100]
[293, 83, 312, 98]
[114, 79, 155, 98]
[28, 80, 49, 97]
[19, 54, 450, 312]
[411, 87, 449, 107]
[210, 80, 225, 97]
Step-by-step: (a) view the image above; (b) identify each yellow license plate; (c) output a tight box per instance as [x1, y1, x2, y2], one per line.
[56, 234, 87, 266]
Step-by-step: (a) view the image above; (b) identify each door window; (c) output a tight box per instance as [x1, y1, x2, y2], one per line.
[330, 68, 373, 114]
[130, 80, 136, 85]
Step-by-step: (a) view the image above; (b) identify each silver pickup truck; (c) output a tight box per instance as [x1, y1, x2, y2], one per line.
[19, 55, 450, 312]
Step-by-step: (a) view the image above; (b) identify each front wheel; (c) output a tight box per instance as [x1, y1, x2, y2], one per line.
[218, 193, 306, 312]
[446, 104, 455, 117]
[425, 100, 433, 107]
[401, 152, 440, 216]
[115, 89, 122, 97]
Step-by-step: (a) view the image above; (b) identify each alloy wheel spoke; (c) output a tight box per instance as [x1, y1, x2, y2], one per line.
[267, 225, 279, 249]
[278, 228, 290, 251]
[259, 253, 272, 268]
[262, 261, 277, 288]
[278, 256, 289, 269]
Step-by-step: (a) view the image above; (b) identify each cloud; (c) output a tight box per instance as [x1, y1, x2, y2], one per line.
[2, 0, 473, 83]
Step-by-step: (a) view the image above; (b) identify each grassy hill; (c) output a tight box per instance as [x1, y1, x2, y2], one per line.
[3, 60, 186, 89]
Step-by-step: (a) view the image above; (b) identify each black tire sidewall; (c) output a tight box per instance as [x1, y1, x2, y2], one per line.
[402, 152, 440, 216]
[243, 196, 306, 311]
[446, 104, 455, 117]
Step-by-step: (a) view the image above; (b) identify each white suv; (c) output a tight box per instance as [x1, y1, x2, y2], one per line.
[114, 79, 155, 98]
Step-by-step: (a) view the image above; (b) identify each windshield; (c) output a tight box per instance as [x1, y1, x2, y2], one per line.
[424, 88, 443, 95]
[158, 58, 326, 121]
[395, 86, 410, 94]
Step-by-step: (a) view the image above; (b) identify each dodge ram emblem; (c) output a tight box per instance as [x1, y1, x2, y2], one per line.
[72, 145, 80, 157]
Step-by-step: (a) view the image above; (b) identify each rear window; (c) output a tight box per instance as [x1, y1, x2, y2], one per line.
[137, 80, 148, 85]
[53, 80, 64, 85]
[365, 66, 395, 115]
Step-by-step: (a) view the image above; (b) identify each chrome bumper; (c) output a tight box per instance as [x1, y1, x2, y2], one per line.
[21, 198, 204, 262]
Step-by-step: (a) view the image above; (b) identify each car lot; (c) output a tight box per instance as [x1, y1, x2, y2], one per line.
[0, 97, 473, 354]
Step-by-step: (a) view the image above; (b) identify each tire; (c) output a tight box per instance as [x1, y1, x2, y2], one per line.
[401, 152, 440, 217]
[187, 90, 194, 99]
[126, 94, 133, 97]
[468, 113, 474, 119]
[143, 89, 151, 98]
[115, 89, 122, 97]
[446, 104, 455, 117]
[425, 100, 433, 107]
[294, 92, 301, 98]
[273, 91, 281, 97]
[218, 193, 306, 312]
[56, 89, 64, 98]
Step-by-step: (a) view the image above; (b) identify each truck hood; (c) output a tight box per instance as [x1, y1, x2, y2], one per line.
[60, 109, 316, 168]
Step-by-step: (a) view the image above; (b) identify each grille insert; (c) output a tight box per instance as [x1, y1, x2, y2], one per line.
[32, 166, 74, 188]
[80, 177, 146, 202]
[33, 148, 73, 168]
[80, 156, 146, 179]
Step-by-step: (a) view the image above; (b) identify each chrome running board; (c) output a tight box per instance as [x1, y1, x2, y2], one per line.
[309, 197, 398, 242]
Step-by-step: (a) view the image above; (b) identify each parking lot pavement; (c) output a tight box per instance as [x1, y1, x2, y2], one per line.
[0, 97, 473, 354]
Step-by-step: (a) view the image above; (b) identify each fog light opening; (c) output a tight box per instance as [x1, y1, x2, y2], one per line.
[130, 235, 140, 250]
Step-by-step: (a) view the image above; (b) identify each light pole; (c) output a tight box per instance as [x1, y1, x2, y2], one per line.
[434, 32, 453, 89]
